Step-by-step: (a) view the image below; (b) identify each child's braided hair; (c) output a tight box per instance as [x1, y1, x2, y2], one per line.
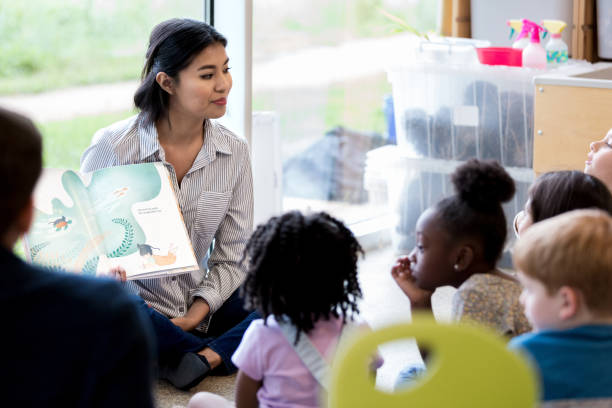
[241, 211, 363, 340]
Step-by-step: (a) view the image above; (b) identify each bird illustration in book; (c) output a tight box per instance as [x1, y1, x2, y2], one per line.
[137, 243, 159, 256]
[49, 216, 72, 231]
[140, 243, 178, 268]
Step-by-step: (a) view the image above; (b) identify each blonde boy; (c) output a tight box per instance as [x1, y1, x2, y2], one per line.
[509, 209, 612, 402]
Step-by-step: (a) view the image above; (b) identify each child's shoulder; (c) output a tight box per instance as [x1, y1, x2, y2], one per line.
[453, 272, 527, 333]
[245, 316, 285, 337]
[510, 325, 612, 351]
[238, 317, 284, 352]
[459, 272, 521, 294]
[250, 315, 345, 339]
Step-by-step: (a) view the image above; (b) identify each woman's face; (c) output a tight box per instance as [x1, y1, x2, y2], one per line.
[585, 129, 612, 191]
[170, 42, 232, 120]
[408, 208, 456, 291]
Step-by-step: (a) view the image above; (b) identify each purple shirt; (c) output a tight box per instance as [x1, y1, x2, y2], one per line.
[232, 316, 343, 408]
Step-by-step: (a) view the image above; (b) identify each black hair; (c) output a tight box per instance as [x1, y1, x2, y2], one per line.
[435, 159, 515, 267]
[242, 211, 363, 341]
[133, 18, 227, 123]
[529, 170, 612, 223]
[0, 106, 42, 235]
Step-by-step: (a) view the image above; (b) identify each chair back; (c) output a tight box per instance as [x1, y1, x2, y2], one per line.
[328, 316, 538, 408]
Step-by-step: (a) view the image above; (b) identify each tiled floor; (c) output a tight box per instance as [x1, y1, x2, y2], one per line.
[155, 244, 457, 407]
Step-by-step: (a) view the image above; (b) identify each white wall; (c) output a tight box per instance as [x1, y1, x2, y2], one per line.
[251, 112, 283, 227]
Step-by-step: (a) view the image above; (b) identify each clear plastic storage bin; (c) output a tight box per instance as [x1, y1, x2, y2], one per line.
[379, 41, 543, 266]
[365, 146, 534, 267]
[388, 63, 540, 168]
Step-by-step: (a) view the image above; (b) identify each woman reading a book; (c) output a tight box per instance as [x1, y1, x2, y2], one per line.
[81, 18, 257, 390]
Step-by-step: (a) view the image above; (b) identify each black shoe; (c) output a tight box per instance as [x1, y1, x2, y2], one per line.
[159, 352, 211, 391]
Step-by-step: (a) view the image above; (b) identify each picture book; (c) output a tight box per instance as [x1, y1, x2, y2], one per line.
[24, 162, 199, 280]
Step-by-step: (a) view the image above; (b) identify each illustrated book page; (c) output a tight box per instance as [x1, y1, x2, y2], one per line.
[24, 162, 198, 279]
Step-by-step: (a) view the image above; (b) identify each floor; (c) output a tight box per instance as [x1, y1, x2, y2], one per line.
[154, 244, 456, 407]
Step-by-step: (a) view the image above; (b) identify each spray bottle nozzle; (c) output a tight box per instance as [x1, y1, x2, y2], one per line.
[541, 20, 567, 39]
[522, 19, 545, 44]
[507, 19, 524, 40]
[508, 19, 528, 41]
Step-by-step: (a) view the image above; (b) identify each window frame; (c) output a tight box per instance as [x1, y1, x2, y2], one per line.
[207, 1, 391, 249]
[206, 0, 253, 146]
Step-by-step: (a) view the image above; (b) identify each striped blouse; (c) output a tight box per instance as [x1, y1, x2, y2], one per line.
[80, 113, 253, 331]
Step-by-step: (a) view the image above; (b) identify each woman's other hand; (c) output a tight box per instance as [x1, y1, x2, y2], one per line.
[108, 266, 127, 283]
[171, 316, 197, 332]
[171, 298, 211, 332]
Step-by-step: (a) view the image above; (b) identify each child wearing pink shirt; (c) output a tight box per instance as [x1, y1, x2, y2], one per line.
[188, 211, 368, 408]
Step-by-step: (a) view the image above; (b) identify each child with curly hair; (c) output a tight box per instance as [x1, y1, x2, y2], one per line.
[392, 159, 530, 389]
[189, 211, 372, 408]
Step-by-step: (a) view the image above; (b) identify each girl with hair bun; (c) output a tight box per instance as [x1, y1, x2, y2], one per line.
[391, 159, 531, 388]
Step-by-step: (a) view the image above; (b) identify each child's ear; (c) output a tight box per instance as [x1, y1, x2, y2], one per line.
[4, 198, 34, 249]
[17, 198, 35, 236]
[558, 286, 580, 320]
[453, 245, 474, 272]
[155, 72, 175, 94]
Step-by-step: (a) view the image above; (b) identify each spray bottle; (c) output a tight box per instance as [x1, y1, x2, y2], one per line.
[541, 20, 568, 67]
[521, 19, 547, 69]
[508, 19, 529, 49]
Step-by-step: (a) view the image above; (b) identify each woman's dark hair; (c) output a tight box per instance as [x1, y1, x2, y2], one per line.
[529, 170, 612, 223]
[435, 159, 515, 267]
[134, 18, 227, 123]
[242, 211, 363, 341]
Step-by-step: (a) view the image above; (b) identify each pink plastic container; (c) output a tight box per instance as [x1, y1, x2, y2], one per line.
[476, 47, 523, 67]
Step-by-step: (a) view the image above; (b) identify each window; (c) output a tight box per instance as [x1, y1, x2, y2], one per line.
[1, 0, 206, 257]
[0, 0, 204, 170]
[230, 0, 439, 230]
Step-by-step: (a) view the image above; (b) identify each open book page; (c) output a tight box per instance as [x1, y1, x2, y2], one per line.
[86, 162, 198, 279]
[25, 169, 106, 274]
[25, 163, 198, 280]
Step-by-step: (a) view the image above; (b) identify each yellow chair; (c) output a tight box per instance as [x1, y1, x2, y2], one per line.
[328, 315, 538, 408]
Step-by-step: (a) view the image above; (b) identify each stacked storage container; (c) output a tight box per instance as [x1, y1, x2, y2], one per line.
[370, 40, 540, 266]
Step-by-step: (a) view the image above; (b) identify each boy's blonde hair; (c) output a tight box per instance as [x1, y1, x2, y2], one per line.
[513, 209, 612, 316]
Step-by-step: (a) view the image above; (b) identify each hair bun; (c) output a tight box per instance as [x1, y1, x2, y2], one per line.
[451, 159, 515, 209]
